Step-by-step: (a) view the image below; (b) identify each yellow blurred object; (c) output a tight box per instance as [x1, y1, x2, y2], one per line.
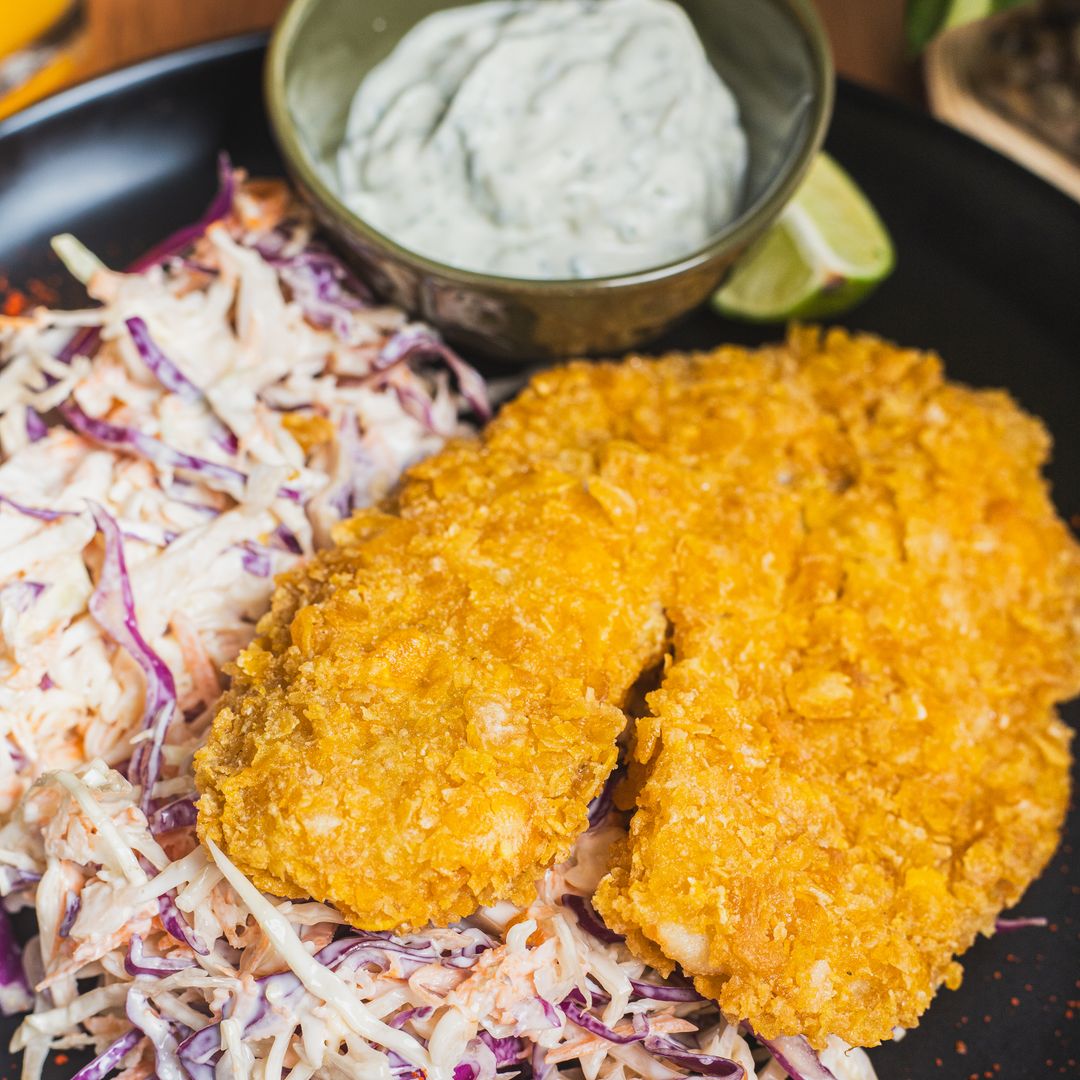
[0, 0, 85, 120]
[0, 52, 77, 121]
[0, 0, 73, 56]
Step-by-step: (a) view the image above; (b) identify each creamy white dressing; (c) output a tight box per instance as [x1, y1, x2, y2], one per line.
[332, 0, 748, 280]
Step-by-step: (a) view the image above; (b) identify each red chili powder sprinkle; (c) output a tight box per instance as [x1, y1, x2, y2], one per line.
[1010, 997, 1021, 1007]
[26, 278, 58, 305]
[956, 1041, 968, 1055]
[53, 1055, 68, 1066]
[2, 292, 27, 316]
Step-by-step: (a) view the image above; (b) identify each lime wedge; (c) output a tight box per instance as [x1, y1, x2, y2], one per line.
[713, 153, 894, 323]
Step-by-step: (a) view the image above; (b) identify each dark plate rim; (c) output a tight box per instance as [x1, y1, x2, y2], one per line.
[0, 31, 271, 141]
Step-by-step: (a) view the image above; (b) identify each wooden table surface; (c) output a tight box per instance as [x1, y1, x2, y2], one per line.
[73, 0, 923, 104]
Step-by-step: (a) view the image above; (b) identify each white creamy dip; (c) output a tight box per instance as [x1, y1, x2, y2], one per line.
[332, 0, 748, 280]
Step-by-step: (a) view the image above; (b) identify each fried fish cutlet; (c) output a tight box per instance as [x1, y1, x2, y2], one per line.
[594, 330, 1080, 1048]
[195, 369, 684, 931]
[197, 329, 1079, 1047]
[195, 347, 795, 930]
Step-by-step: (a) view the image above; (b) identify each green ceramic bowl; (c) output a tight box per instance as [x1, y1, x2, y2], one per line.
[267, 0, 833, 362]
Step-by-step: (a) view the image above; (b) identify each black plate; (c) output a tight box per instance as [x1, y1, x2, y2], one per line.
[0, 33, 1077, 1080]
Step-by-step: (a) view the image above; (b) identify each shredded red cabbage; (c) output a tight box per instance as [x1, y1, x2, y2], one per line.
[127, 152, 236, 274]
[272, 522, 303, 554]
[995, 915, 1048, 932]
[24, 407, 48, 443]
[477, 1031, 526, 1067]
[748, 1030, 838, 1080]
[0, 581, 46, 614]
[586, 771, 618, 829]
[148, 797, 197, 834]
[390, 376, 447, 436]
[326, 410, 368, 517]
[632, 1016, 743, 1078]
[64, 406, 248, 500]
[86, 502, 177, 814]
[175, 1022, 219, 1080]
[57, 892, 80, 938]
[531, 1042, 556, 1080]
[389, 1005, 434, 1030]
[560, 997, 640, 1045]
[69, 1029, 142, 1080]
[0, 906, 32, 1016]
[629, 978, 702, 1003]
[436, 346, 491, 422]
[56, 326, 102, 368]
[125, 317, 238, 455]
[379, 329, 491, 422]
[559, 995, 743, 1078]
[157, 890, 209, 956]
[0, 867, 41, 894]
[236, 541, 273, 578]
[275, 249, 373, 338]
[125, 935, 198, 977]
[126, 986, 185, 1080]
[561, 893, 623, 945]
[0, 494, 76, 522]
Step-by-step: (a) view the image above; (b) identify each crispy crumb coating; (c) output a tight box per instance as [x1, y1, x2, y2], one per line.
[592, 329, 1080, 1048]
[195, 388, 673, 930]
[196, 329, 1079, 1047]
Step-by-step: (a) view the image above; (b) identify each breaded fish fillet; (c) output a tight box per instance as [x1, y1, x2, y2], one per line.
[593, 330, 1080, 1048]
[197, 330, 1079, 1046]
[195, 405, 673, 930]
[196, 348, 727, 928]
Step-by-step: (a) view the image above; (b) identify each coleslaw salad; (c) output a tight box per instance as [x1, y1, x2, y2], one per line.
[0, 160, 878, 1080]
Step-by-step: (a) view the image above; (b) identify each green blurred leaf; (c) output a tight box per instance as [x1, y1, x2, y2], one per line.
[905, 0, 1035, 52]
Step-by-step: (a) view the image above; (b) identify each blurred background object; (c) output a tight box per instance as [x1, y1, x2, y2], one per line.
[0, 0, 86, 120]
[924, 0, 1080, 199]
[0, 0, 921, 105]
[0, 0, 1075, 198]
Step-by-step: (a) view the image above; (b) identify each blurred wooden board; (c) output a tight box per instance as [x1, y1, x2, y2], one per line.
[926, 16, 1080, 203]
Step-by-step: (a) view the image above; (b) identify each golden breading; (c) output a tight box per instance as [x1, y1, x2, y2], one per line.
[594, 329, 1080, 1048]
[195, 422, 672, 930]
[196, 329, 1079, 1048]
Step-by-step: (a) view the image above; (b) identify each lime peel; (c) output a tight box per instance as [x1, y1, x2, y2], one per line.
[713, 153, 895, 324]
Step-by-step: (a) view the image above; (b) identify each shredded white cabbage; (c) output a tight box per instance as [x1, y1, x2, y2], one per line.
[0, 171, 877, 1080]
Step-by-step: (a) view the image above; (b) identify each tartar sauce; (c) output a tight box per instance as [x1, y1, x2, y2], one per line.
[332, 0, 748, 280]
